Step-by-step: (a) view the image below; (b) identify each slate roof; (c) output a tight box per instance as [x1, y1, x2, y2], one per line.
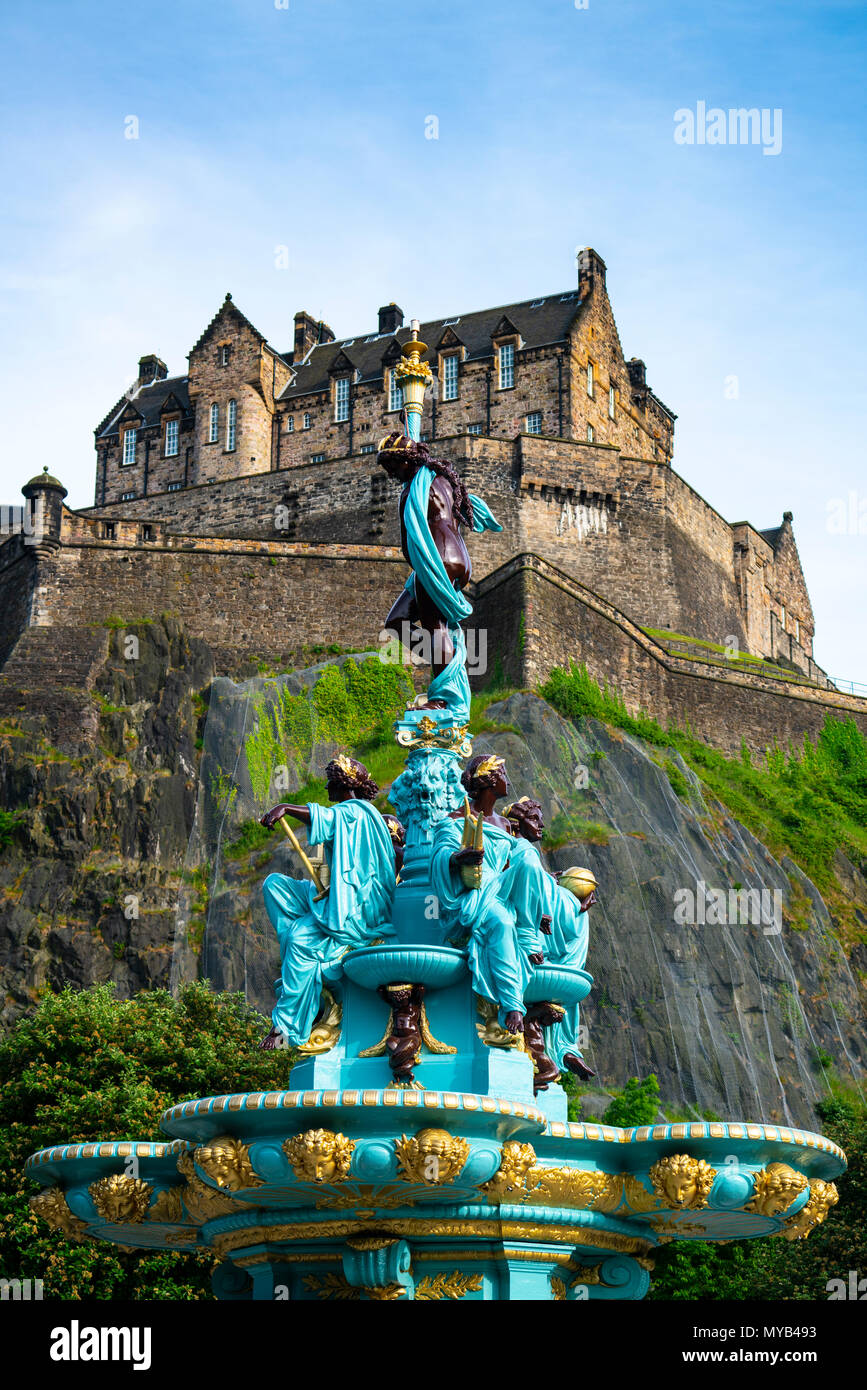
[278, 289, 585, 401]
[96, 377, 191, 440]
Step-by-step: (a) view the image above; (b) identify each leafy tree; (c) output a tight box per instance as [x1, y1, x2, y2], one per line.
[651, 1095, 866, 1300]
[602, 1074, 660, 1127]
[0, 982, 293, 1300]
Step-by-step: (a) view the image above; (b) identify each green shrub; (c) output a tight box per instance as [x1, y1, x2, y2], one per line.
[0, 982, 293, 1299]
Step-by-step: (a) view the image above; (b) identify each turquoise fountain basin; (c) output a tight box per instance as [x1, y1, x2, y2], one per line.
[524, 965, 593, 1005]
[341, 944, 468, 991]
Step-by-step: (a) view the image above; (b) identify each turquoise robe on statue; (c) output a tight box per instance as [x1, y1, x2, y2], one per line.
[262, 799, 396, 1045]
[401, 465, 501, 724]
[430, 815, 531, 1023]
[500, 838, 590, 1070]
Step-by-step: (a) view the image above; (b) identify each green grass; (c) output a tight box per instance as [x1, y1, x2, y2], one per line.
[540, 662, 867, 909]
[542, 812, 612, 850]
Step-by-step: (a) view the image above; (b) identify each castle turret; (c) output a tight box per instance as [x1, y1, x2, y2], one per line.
[21, 467, 67, 548]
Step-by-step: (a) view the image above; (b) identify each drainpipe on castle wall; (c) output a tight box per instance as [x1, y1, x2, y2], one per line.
[432, 389, 437, 441]
[485, 367, 492, 435]
[142, 437, 151, 498]
[100, 449, 108, 506]
[184, 446, 191, 489]
[348, 381, 354, 457]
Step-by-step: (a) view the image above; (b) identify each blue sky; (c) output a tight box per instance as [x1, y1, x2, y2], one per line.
[2, 0, 865, 680]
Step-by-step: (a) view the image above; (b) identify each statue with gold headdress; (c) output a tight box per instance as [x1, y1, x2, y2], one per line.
[258, 755, 397, 1049]
[429, 753, 532, 1034]
[503, 796, 597, 1081]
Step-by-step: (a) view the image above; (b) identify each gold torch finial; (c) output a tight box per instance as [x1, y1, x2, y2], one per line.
[394, 316, 432, 442]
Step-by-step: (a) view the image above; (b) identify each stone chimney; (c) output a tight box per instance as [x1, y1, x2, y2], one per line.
[627, 358, 647, 391]
[378, 303, 404, 334]
[293, 311, 335, 363]
[138, 355, 168, 388]
[577, 247, 607, 294]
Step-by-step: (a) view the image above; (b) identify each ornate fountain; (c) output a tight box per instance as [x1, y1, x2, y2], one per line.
[25, 327, 845, 1301]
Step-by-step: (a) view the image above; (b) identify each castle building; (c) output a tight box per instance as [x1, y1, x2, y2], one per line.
[3, 248, 863, 757]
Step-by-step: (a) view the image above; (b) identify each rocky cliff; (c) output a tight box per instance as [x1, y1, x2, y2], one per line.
[1, 622, 864, 1128]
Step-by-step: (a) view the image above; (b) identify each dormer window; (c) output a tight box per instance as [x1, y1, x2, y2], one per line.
[388, 370, 404, 413]
[498, 342, 515, 390]
[164, 418, 179, 457]
[220, 345, 231, 367]
[226, 399, 237, 451]
[209, 403, 219, 443]
[122, 427, 137, 467]
[443, 354, 459, 401]
[335, 376, 350, 423]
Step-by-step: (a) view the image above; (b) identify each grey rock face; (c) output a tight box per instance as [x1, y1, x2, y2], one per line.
[470, 693, 865, 1127]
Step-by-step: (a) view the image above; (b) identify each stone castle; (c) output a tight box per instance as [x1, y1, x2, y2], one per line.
[2, 247, 865, 755]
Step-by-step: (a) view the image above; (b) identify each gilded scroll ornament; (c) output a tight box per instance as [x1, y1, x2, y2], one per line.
[88, 1174, 152, 1224]
[481, 1141, 537, 1199]
[284, 1129, 355, 1184]
[394, 1128, 470, 1184]
[649, 1154, 716, 1210]
[530, 1166, 618, 1211]
[146, 1187, 185, 1223]
[30, 1187, 89, 1241]
[415, 1271, 483, 1300]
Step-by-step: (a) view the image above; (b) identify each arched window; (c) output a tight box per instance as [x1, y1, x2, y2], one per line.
[209, 403, 219, 443]
[226, 399, 237, 451]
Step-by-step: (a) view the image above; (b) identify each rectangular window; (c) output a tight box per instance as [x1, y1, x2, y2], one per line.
[303, 412, 311, 430]
[167, 481, 183, 492]
[388, 370, 404, 412]
[608, 385, 615, 419]
[120, 491, 136, 501]
[498, 342, 515, 389]
[311, 452, 325, 463]
[220, 345, 230, 366]
[141, 525, 154, 542]
[286, 416, 294, 433]
[164, 418, 179, 457]
[209, 403, 219, 442]
[587, 361, 594, 397]
[525, 411, 542, 435]
[586, 424, 595, 443]
[360, 443, 375, 454]
[443, 355, 459, 401]
[122, 428, 137, 466]
[102, 522, 116, 539]
[335, 376, 350, 422]
[467, 422, 483, 436]
[226, 399, 236, 451]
